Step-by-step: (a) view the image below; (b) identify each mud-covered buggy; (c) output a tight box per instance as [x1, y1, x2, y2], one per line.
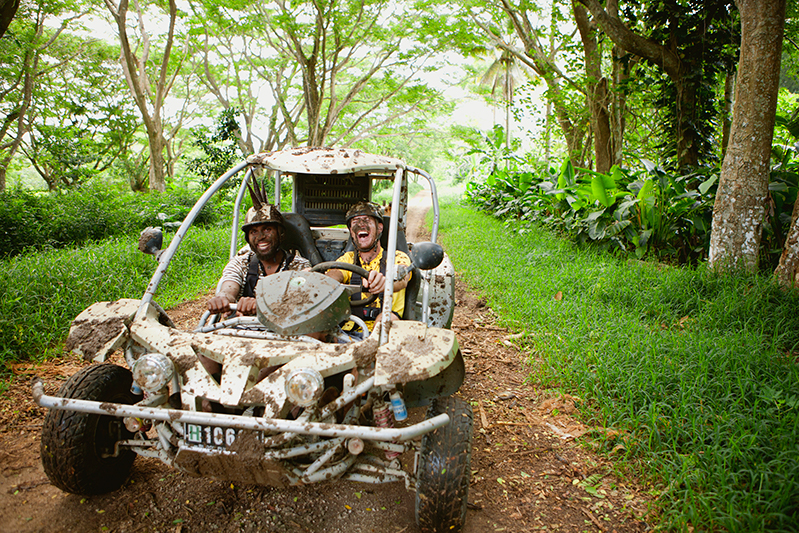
[33, 148, 472, 533]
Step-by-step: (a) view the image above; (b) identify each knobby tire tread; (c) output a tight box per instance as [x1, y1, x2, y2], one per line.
[415, 395, 474, 533]
[41, 364, 141, 495]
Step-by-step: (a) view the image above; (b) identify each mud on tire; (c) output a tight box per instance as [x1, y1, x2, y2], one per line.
[41, 364, 142, 495]
[415, 395, 473, 533]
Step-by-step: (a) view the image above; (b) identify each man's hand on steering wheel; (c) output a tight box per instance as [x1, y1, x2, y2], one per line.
[235, 296, 257, 316]
[363, 270, 386, 294]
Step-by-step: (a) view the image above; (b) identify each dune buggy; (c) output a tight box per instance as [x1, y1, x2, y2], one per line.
[33, 147, 472, 533]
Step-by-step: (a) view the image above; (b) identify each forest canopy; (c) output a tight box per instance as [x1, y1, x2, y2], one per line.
[1, 0, 799, 280]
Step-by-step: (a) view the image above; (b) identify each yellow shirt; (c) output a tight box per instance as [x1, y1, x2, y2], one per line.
[336, 248, 412, 331]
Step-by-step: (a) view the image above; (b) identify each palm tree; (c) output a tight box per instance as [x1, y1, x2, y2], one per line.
[479, 47, 532, 163]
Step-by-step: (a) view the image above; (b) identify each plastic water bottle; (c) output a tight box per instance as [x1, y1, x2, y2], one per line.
[389, 389, 408, 422]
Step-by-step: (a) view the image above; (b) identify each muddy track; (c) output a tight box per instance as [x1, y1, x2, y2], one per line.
[0, 191, 653, 532]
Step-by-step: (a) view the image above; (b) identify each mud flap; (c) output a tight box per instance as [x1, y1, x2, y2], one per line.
[403, 351, 465, 409]
[65, 299, 140, 362]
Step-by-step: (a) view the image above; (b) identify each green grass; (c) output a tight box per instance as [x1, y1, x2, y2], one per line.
[438, 201, 799, 532]
[0, 226, 230, 368]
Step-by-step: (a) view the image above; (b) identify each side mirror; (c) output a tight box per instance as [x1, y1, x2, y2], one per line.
[410, 241, 444, 270]
[138, 227, 164, 260]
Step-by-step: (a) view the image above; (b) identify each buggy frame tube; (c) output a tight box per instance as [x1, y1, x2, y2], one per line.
[32, 379, 448, 442]
[407, 167, 440, 244]
[379, 166, 406, 345]
[138, 160, 249, 318]
[230, 168, 253, 260]
[407, 167, 441, 325]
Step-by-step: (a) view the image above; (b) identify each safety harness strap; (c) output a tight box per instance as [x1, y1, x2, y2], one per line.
[349, 249, 390, 321]
[243, 250, 295, 298]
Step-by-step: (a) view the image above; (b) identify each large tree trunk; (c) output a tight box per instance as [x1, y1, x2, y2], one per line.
[721, 68, 736, 157]
[708, 0, 785, 273]
[574, 1, 613, 173]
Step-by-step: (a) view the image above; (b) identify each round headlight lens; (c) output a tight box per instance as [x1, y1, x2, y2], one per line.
[284, 368, 324, 407]
[132, 353, 174, 393]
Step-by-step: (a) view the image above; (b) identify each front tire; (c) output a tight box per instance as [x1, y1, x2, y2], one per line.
[41, 364, 142, 495]
[415, 395, 473, 533]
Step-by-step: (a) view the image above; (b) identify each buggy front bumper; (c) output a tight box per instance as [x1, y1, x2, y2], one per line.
[31, 378, 449, 442]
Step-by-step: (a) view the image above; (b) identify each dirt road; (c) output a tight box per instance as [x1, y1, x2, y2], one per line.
[0, 191, 653, 532]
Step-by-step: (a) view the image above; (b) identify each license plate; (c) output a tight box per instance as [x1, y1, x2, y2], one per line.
[184, 424, 261, 449]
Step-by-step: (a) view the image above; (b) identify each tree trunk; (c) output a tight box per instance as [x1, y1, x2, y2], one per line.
[721, 69, 736, 157]
[105, 0, 179, 193]
[608, 0, 626, 168]
[675, 78, 699, 168]
[708, 0, 785, 273]
[574, 1, 613, 173]
[775, 195, 799, 286]
[146, 129, 166, 192]
[0, 42, 35, 192]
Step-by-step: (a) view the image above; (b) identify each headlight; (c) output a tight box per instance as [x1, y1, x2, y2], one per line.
[284, 368, 324, 407]
[132, 353, 174, 393]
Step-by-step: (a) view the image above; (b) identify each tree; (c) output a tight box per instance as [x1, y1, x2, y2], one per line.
[21, 38, 139, 190]
[573, 0, 613, 173]
[187, 108, 244, 187]
[575, 0, 738, 170]
[103, 0, 187, 192]
[470, 0, 592, 168]
[480, 45, 531, 158]
[0, 0, 85, 191]
[249, 0, 447, 148]
[185, 4, 295, 155]
[708, 0, 785, 273]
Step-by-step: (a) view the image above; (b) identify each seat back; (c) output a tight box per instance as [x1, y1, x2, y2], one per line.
[282, 212, 323, 266]
[292, 174, 370, 226]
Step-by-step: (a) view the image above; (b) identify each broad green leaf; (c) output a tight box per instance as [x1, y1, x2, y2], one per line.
[698, 175, 718, 195]
[637, 179, 655, 202]
[592, 175, 611, 208]
[608, 165, 623, 189]
[588, 218, 606, 240]
[586, 209, 606, 221]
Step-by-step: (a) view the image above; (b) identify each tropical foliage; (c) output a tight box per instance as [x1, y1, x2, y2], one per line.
[465, 148, 799, 269]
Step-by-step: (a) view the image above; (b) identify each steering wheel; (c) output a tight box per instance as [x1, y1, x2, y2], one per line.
[310, 261, 379, 307]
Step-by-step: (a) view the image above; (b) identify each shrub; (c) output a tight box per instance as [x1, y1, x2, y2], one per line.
[465, 158, 720, 265]
[0, 183, 231, 258]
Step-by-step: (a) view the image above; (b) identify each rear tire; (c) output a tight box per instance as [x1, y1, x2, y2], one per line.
[41, 364, 142, 495]
[415, 395, 473, 533]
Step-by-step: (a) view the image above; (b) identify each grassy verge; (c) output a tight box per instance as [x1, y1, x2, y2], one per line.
[438, 201, 799, 532]
[0, 226, 230, 368]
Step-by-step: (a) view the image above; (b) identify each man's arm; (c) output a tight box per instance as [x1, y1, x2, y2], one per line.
[207, 281, 241, 314]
